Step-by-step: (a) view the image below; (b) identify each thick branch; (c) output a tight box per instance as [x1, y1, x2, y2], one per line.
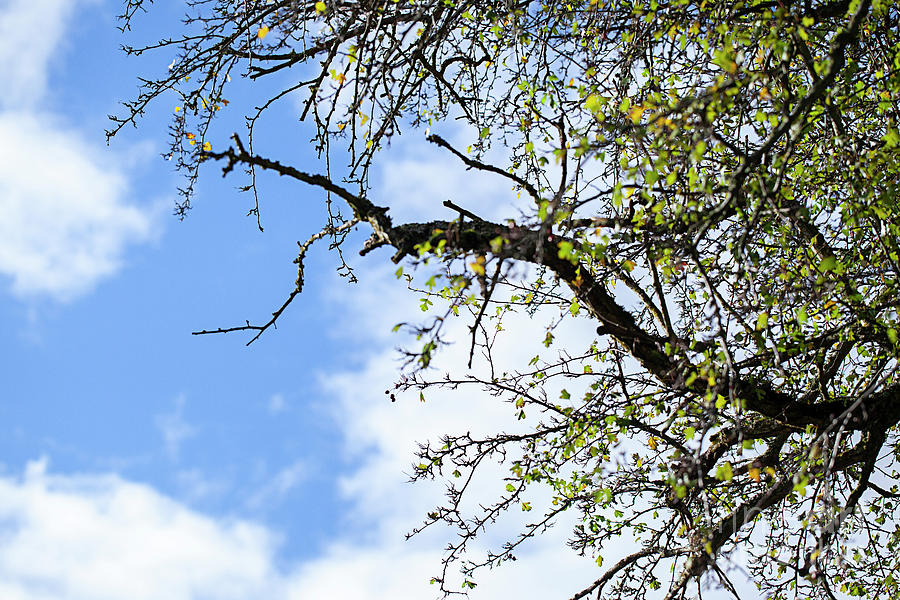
[204, 135, 900, 432]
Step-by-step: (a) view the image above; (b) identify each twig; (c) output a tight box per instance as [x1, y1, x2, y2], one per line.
[427, 134, 541, 203]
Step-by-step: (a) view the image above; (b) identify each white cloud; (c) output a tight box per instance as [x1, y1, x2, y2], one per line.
[309, 259, 605, 594]
[0, 0, 158, 301]
[372, 128, 527, 225]
[0, 455, 596, 600]
[0, 459, 281, 600]
[0, 267, 599, 600]
[0, 136, 759, 600]
[0, 113, 155, 299]
[283, 522, 613, 600]
[307, 139, 767, 599]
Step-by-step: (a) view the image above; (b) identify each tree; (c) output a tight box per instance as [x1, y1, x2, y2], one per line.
[112, 1, 900, 598]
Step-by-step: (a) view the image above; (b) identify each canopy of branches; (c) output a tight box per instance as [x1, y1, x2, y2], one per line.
[114, 1, 900, 598]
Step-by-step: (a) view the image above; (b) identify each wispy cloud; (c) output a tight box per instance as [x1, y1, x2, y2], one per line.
[155, 395, 196, 462]
[176, 468, 230, 503]
[268, 393, 288, 415]
[245, 460, 308, 511]
[0, 0, 81, 109]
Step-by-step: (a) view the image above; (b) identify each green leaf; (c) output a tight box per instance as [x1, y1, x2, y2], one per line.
[538, 200, 550, 221]
[818, 256, 837, 272]
[715, 462, 733, 481]
[569, 299, 580, 316]
[692, 140, 707, 161]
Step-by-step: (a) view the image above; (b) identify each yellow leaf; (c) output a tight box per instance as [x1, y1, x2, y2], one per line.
[202, 141, 211, 152]
[648, 437, 658, 450]
[654, 115, 674, 129]
[469, 255, 486, 276]
[749, 467, 761, 482]
[315, 1, 327, 14]
[628, 105, 646, 123]
[257, 25, 269, 39]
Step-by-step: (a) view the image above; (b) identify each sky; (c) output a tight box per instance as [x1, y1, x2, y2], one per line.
[0, 1, 605, 598]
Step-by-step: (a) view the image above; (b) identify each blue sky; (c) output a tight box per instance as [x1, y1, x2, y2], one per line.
[0, 1, 602, 598]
